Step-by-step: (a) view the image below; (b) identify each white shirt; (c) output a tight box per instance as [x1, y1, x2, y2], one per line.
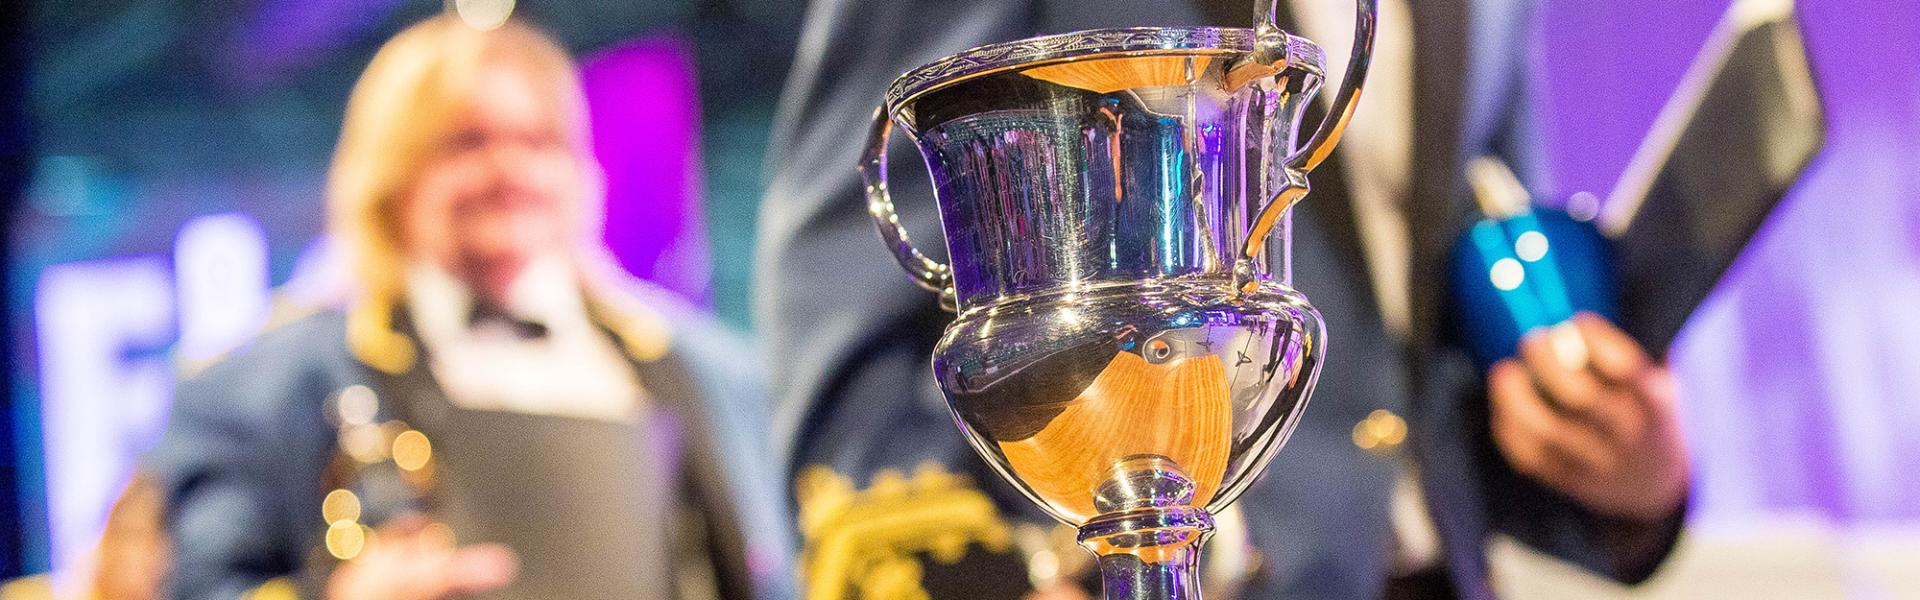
[1294, 0, 1417, 340]
[1298, 0, 1447, 576]
[405, 257, 647, 424]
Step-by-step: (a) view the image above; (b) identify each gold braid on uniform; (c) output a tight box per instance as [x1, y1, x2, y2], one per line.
[585, 296, 672, 363]
[345, 294, 416, 375]
[241, 578, 299, 600]
[796, 463, 1015, 600]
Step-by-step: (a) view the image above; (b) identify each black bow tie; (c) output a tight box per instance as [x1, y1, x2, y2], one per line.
[467, 300, 549, 340]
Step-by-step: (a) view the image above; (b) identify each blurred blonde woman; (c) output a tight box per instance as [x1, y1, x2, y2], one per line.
[145, 14, 791, 600]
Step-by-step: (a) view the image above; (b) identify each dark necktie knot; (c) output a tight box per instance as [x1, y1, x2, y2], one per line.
[467, 300, 549, 339]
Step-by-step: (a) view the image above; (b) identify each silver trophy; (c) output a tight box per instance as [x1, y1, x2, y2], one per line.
[862, 1, 1375, 597]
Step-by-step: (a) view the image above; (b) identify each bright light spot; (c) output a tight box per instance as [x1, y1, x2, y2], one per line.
[393, 430, 434, 471]
[1029, 549, 1060, 582]
[1567, 192, 1600, 222]
[1514, 231, 1549, 262]
[1056, 308, 1083, 325]
[342, 425, 385, 464]
[336, 385, 379, 426]
[326, 520, 368, 560]
[1490, 258, 1525, 291]
[321, 489, 362, 524]
[455, 0, 515, 31]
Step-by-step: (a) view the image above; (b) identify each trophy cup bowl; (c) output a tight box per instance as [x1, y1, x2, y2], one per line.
[862, 4, 1374, 597]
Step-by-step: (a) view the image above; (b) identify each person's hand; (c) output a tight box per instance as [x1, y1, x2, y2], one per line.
[326, 516, 519, 600]
[1488, 313, 1688, 522]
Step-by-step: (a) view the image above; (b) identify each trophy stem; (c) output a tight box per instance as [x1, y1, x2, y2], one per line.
[1077, 506, 1214, 600]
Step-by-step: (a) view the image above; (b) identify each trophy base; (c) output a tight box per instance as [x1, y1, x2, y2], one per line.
[1077, 506, 1214, 600]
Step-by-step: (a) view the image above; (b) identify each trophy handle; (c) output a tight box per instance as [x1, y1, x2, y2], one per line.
[1276, 0, 1377, 174]
[860, 106, 959, 311]
[1238, 0, 1378, 293]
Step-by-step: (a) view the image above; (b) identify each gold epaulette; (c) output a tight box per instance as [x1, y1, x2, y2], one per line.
[242, 578, 298, 600]
[585, 293, 673, 364]
[345, 297, 415, 375]
[796, 463, 1015, 600]
[0, 574, 51, 600]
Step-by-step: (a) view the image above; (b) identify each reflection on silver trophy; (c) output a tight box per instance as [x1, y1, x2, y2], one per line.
[861, 0, 1377, 597]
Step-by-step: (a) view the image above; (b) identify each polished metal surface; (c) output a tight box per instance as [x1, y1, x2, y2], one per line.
[869, 27, 1325, 309]
[935, 280, 1323, 525]
[1248, 0, 1377, 269]
[884, 27, 1321, 111]
[860, 1, 1376, 597]
[1262, 0, 1375, 175]
[867, 26, 1328, 309]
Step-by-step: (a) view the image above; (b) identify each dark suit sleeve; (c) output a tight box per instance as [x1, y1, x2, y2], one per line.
[1479, 430, 1685, 585]
[752, 0, 1061, 598]
[145, 322, 341, 599]
[1472, 12, 1686, 579]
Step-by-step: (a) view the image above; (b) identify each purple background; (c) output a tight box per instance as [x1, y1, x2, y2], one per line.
[1539, 0, 1920, 522]
[583, 35, 713, 306]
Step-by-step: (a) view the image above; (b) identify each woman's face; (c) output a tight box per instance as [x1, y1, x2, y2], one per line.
[400, 62, 585, 286]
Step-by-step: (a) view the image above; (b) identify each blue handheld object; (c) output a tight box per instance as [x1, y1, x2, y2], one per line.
[1448, 207, 1616, 371]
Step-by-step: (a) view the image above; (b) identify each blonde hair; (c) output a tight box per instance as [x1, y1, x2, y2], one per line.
[329, 15, 625, 371]
[328, 14, 600, 305]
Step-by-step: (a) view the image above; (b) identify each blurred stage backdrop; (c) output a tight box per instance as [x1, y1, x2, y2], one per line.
[5, 0, 1918, 594]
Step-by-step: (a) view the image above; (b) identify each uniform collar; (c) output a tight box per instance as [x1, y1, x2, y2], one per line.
[403, 256, 588, 348]
[347, 259, 675, 374]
